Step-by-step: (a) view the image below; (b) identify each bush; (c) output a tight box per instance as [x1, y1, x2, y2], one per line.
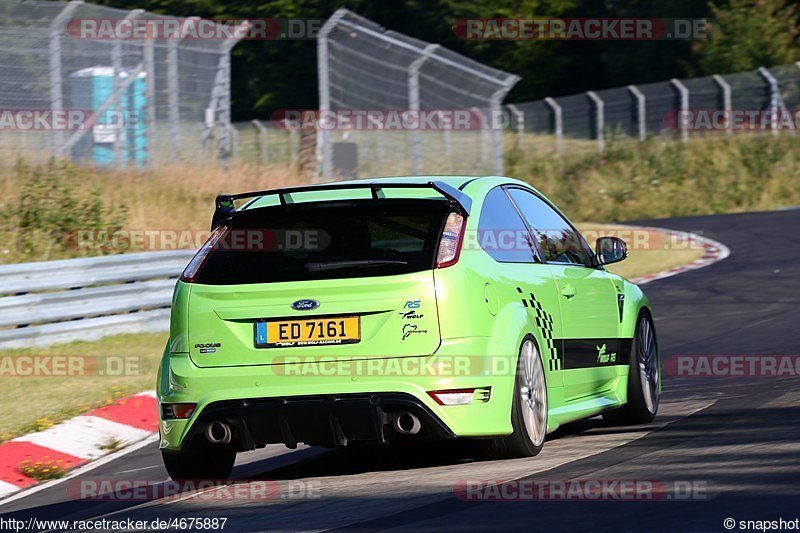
[509, 133, 800, 222]
[0, 159, 127, 262]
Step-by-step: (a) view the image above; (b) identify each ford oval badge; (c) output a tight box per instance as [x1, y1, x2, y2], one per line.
[291, 299, 319, 311]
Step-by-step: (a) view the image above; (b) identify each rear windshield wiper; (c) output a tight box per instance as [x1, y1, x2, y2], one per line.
[304, 260, 408, 272]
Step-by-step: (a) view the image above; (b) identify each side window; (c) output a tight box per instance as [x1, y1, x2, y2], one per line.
[477, 187, 536, 263]
[506, 188, 593, 267]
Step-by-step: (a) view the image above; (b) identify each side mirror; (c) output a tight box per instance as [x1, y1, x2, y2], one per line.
[595, 236, 628, 266]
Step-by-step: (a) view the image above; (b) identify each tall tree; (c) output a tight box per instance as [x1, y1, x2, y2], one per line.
[693, 0, 799, 74]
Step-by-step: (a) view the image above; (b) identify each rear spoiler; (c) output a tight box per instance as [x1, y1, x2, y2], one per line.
[211, 181, 472, 230]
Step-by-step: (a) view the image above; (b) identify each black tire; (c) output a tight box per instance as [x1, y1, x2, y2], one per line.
[603, 311, 660, 425]
[482, 336, 547, 459]
[162, 444, 236, 481]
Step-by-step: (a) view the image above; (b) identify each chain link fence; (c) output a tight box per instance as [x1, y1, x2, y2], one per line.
[507, 63, 800, 154]
[0, 0, 245, 168]
[315, 8, 519, 180]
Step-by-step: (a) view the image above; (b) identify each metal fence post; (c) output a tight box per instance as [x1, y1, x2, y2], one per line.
[251, 119, 268, 164]
[144, 32, 156, 165]
[48, 0, 83, 159]
[317, 10, 346, 181]
[472, 107, 490, 168]
[368, 115, 384, 169]
[490, 75, 519, 175]
[167, 17, 197, 159]
[231, 125, 239, 160]
[586, 91, 604, 152]
[442, 112, 452, 159]
[506, 104, 525, 151]
[409, 44, 439, 175]
[544, 97, 562, 153]
[627, 85, 646, 141]
[207, 22, 249, 165]
[289, 127, 299, 167]
[712, 74, 732, 135]
[758, 67, 791, 135]
[670, 79, 689, 143]
[112, 9, 144, 164]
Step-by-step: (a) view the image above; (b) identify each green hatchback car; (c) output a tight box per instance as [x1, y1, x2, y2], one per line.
[157, 176, 661, 480]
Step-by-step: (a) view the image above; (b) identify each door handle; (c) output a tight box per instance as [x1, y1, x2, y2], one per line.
[561, 285, 576, 299]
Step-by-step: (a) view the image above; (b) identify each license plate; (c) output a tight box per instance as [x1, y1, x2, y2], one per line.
[255, 316, 360, 348]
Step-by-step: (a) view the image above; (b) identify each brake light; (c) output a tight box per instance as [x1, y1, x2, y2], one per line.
[436, 213, 465, 268]
[428, 388, 475, 406]
[180, 226, 228, 283]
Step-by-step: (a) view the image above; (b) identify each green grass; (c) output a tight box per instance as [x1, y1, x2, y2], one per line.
[507, 132, 800, 222]
[0, 333, 167, 441]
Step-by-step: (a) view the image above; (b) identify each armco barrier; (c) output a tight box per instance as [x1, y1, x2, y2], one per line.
[0, 251, 195, 349]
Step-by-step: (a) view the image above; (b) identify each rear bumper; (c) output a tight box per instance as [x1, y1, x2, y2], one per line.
[157, 336, 518, 451]
[180, 393, 456, 452]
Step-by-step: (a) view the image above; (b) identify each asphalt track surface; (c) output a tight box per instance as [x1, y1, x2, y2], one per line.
[1, 208, 799, 532]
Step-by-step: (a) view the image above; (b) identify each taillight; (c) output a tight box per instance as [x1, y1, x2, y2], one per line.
[180, 226, 228, 283]
[161, 403, 197, 420]
[436, 213, 465, 268]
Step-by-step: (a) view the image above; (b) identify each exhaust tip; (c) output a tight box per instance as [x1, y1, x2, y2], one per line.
[392, 412, 421, 435]
[206, 421, 232, 444]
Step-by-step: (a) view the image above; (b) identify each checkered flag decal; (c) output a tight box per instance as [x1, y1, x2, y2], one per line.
[517, 287, 561, 372]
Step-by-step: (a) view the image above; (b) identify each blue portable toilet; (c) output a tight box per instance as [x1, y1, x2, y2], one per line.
[69, 67, 147, 166]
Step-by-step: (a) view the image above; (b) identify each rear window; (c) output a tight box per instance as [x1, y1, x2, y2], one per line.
[194, 201, 450, 284]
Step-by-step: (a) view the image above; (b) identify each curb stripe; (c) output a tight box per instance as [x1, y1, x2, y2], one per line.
[89, 394, 158, 432]
[13, 416, 153, 460]
[0, 441, 85, 488]
[0, 480, 20, 498]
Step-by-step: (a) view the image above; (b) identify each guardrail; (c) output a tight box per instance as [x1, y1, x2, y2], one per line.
[0, 250, 195, 349]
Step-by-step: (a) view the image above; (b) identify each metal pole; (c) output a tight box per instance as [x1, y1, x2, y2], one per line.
[144, 32, 155, 166]
[317, 10, 346, 181]
[167, 38, 180, 155]
[218, 21, 250, 164]
[368, 115, 383, 170]
[289, 128, 299, 167]
[627, 85, 646, 141]
[506, 104, 525, 151]
[490, 75, 519, 175]
[544, 97, 562, 153]
[670, 78, 689, 143]
[758, 67, 789, 135]
[49, 0, 83, 159]
[231, 125, 239, 160]
[111, 10, 143, 165]
[167, 17, 198, 158]
[472, 107, 490, 168]
[251, 119, 268, 164]
[409, 44, 439, 176]
[712, 74, 732, 135]
[586, 91, 604, 152]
